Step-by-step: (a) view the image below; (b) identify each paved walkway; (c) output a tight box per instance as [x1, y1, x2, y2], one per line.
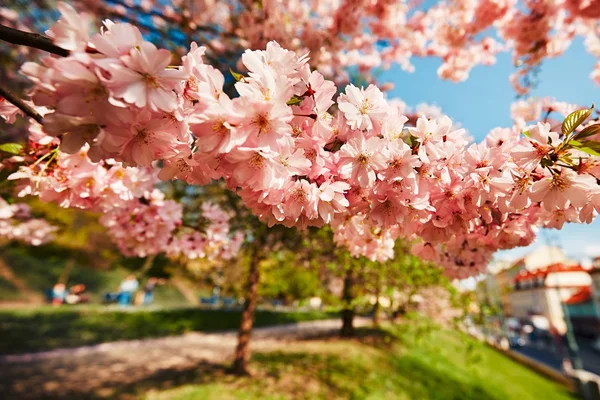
[0, 318, 369, 400]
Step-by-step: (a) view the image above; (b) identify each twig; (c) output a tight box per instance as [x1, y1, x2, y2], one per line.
[106, 0, 221, 35]
[0, 24, 70, 57]
[0, 85, 43, 124]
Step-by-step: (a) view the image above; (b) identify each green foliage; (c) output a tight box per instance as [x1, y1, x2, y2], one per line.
[259, 251, 322, 303]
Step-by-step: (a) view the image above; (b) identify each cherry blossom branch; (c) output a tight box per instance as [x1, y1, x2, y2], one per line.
[0, 85, 43, 124]
[0, 24, 69, 57]
[110, 12, 221, 64]
[106, 0, 221, 35]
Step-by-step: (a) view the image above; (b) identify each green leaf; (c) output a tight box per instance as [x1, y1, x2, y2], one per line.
[229, 68, 244, 82]
[562, 106, 594, 136]
[570, 139, 600, 157]
[522, 130, 531, 138]
[0, 143, 23, 155]
[573, 123, 600, 140]
[407, 135, 419, 147]
[286, 96, 302, 106]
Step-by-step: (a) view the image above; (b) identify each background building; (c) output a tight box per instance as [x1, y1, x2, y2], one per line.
[511, 264, 592, 335]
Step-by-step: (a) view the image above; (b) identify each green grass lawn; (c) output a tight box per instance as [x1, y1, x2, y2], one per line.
[0, 307, 337, 354]
[144, 322, 575, 400]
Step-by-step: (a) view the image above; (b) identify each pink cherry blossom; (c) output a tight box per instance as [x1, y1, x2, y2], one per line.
[337, 133, 388, 188]
[101, 41, 187, 112]
[338, 84, 388, 131]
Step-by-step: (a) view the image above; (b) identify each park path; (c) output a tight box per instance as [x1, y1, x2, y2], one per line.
[0, 317, 370, 400]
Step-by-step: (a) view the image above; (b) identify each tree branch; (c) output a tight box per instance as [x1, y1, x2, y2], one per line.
[0, 24, 70, 57]
[0, 85, 43, 125]
[106, 0, 221, 35]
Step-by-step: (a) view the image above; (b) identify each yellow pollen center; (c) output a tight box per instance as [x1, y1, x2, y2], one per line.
[252, 113, 270, 135]
[142, 73, 160, 88]
[136, 129, 154, 145]
[551, 174, 567, 191]
[357, 154, 370, 164]
[389, 159, 403, 169]
[212, 119, 228, 135]
[359, 99, 373, 115]
[249, 153, 265, 169]
[293, 189, 306, 203]
[291, 124, 302, 137]
[177, 159, 191, 172]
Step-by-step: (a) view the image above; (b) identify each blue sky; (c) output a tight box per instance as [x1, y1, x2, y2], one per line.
[380, 39, 600, 262]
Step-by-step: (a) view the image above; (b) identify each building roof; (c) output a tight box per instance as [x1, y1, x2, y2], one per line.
[513, 263, 589, 283]
[565, 287, 592, 305]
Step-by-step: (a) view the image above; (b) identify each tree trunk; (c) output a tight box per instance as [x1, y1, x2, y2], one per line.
[0, 255, 44, 304]
[340, 267, 355, 337]
[372, 281, 381, 327]
[58, 258, 75, 285]
[171, 275, 200, 305]
[137, 254, 156, 279]
[231, 243, 262, 375]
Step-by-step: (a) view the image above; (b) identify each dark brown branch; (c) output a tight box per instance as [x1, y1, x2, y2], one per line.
[0, 24, 70, 57]
[0, 85, 43, 125]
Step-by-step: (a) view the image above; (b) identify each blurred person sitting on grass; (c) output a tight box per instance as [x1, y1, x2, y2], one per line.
[51, 283, 67, 306]
[118, 275, 139, 307]
[142, 277, 165, 305]
[65, 284, 89, 305]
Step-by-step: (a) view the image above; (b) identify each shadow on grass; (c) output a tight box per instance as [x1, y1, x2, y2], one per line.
[250, 348, 501, 399]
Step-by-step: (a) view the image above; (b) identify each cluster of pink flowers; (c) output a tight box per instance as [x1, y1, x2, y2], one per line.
[0, 97, 22, 124]
[0, 197, 57, 246]
[8, 125, 158, 210]
[167, 202, 244, 261]
[4, 4, 600, 279]
[331, 215, 397, 263]
[99, 189, 182, 257]
[5, 120, 241, 259]
[57, 0, 600, 94]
